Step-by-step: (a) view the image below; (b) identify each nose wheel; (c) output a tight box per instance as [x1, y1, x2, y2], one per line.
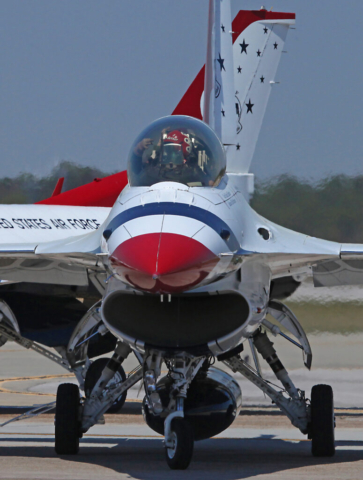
[165, 418, 194, 470]
[310, 384, 335, 457]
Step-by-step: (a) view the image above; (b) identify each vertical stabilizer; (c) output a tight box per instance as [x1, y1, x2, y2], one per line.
[230, 10, 295, 173]
[173, 9, 295, 175]
[203, 0, 237, 154]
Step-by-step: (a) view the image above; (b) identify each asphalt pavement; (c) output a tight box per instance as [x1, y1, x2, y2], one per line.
[1, 281, 363, 479]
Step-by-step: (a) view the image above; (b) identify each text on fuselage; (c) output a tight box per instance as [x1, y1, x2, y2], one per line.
[0, 218, 101, 230]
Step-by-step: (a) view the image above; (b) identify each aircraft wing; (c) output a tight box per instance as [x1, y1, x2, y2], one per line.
[0, 231, 104, 286]
[265, 242, 363, 287]
[312, 247, 363, 287]
[240, 201, 363, 286]
[0, 205, 109, 286]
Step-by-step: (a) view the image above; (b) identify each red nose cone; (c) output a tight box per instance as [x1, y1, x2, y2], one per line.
[110, 233, 218, 293]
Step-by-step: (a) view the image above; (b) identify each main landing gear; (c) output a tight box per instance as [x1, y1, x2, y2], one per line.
[55, 384, 81, 455]
[310, 384, 335, 457]
[222, 328, 336, 458]
[54, 342, 143, 454]
[85, 357, 127, 413]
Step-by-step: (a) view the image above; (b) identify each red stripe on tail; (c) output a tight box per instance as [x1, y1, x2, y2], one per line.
[172, 10, 295, 120]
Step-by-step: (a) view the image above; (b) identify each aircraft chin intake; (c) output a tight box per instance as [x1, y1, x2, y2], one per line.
[101, 290, 251, 353]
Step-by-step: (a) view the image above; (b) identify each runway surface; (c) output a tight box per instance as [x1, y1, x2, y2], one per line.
[0, 343, 363, 479]
[1, 281, 363, 478]
[0, 413, 363, 479]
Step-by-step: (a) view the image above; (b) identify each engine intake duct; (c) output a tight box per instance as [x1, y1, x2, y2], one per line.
[102, 292, 249, 349]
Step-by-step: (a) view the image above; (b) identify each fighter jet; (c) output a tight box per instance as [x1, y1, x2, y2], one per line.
[0, 1, 359, 470]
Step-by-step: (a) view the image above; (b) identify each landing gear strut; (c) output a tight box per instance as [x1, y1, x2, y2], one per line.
[161, 355, 204, 470]
[84, 357, 127, 413]
[223, 329, 336, 457]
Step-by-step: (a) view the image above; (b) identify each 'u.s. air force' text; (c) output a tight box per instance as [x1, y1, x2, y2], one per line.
[0, 218, 101, 230]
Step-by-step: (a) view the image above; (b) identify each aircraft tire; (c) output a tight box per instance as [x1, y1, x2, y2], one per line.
[310, 384, 335, 457]
[84, 358, 127, 413]
[165, 418, 194, 470]
[0, 318, 15, 347]
[55, 383, 80, 455]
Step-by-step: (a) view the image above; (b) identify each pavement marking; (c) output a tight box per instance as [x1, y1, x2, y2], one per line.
[0, 373, 144, 400]
[0, 441, 120, 448]
[0, 432, 162, 438]
[0, 374, 73, 397]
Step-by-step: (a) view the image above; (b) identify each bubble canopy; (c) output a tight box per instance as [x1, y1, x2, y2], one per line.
[127, 116, 226, 188]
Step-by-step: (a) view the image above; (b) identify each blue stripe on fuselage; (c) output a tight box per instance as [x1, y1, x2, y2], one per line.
[106, 202, 240, 251]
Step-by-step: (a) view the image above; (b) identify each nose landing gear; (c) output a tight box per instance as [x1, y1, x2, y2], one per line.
[160, 356, 204, 469]
[165, 417, 194, 470]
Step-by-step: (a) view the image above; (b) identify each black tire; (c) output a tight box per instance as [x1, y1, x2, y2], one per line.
[310, 384, 335, 457]
[55, 383, 80, 455]
[165, 418, 194, 470]
[0, 318, 15, 347]
[85, 358, 127, 413]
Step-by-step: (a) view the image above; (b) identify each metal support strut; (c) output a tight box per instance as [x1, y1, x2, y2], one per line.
[253, 329, 299, 399]
[82, 364, 143, 433]
[89, 341, 132, 399]
[0, 322, 72, 371]
[223, 352, 309, 434]
[164, 355, 205, 447]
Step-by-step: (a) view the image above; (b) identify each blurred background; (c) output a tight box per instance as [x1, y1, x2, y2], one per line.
[0, 1, 362, 407]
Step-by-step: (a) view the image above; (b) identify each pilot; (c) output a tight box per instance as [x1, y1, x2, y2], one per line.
[131, 129, 211, 186]
[162, 130, 192, 165]
[159, 130, 210, 185]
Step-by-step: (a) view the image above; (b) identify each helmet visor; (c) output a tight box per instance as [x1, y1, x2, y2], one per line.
[162, 144, 184, 165]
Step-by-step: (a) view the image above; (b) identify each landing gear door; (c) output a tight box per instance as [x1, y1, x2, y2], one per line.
[67, 302, 103, 366]
[267, 299, 312, 370]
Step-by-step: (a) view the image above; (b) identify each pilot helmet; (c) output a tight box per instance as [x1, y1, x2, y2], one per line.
[162, 130, 192, 167]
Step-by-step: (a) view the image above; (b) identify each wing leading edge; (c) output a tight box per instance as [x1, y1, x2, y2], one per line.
[239, 199, 363, 286]
[0, 205, 109, 285]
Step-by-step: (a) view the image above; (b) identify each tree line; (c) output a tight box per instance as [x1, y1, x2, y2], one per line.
[1, 161, 362, 243]
[251, 175, 363, 243]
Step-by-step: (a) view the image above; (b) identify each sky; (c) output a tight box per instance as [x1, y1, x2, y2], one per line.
[0, 1, 362, 181]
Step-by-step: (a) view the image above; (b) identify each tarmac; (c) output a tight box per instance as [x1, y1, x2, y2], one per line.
[0, 343, 363, 479]
[0, 411, 363, 479]
[1, 281, 363, 479]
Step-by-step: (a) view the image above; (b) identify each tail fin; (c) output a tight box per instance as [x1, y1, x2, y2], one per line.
[231, 10, 295, 173]
[37, 171, 128, 207]
[51, 177, 64, 197]
[203, 0, 236, 148]
[173, 8, 295, 174]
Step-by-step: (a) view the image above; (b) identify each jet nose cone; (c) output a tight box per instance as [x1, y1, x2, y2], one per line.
[110, 233, 218, 293]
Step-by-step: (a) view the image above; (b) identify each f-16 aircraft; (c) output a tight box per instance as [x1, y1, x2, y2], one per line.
[0, 1, 360, 470]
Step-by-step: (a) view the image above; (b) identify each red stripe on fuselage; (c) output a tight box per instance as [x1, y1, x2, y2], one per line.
[110, 233, 218, 293]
